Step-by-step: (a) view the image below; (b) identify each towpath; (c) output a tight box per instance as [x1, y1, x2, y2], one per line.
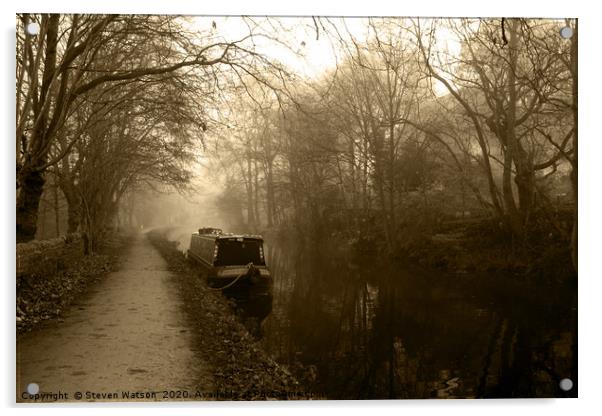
[17, 233, 213, 402]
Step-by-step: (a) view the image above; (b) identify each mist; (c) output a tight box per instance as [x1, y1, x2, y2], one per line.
[127, 174, 233, 253]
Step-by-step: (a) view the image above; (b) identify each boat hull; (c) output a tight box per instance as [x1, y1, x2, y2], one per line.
[187, 250, 272, 292]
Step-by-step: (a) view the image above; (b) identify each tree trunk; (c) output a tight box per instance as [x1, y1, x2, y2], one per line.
[504, 18, 535, 239]
[362, 136, 370, 211]
[245, 158, 256, 228]
[349, 139, 358, 210]
[514, 167, 535, 227]
[53, 179, 60, 237]
[501, 147, 519, 233]
[58, 176, 81, 234]
[254, 158, 260, 228]
[388, 122, 397, 236]
[16, 14, 60, 243]
[374, 152, 392, 250]
[66, 202, 80, 234]
[266, 161, 275, 227]
[16, 169, 46, 242]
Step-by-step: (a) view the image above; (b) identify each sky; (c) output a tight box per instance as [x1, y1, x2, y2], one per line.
[188, 16, 357, 79]
[188, 16, 461, 83]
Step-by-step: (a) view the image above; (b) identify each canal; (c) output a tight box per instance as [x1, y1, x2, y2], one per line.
[247, 236, 578, 399]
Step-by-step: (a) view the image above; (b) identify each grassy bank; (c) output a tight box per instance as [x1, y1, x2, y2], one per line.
[16, 233, 131, 334]
[401, 218, 576, 285]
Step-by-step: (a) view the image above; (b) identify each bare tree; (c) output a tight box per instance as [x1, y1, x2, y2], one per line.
[410, 18, 574, 241]
[16, 13, 292, 242]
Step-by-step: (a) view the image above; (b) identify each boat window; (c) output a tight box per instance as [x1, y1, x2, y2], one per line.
[215, 239, 265, 266]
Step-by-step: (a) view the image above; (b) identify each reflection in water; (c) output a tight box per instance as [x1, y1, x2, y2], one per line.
[257, 238, 577, 399]
[224, 288, 273, 337]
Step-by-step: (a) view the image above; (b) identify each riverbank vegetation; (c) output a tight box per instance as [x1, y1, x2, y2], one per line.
[16, 233, 130, 334]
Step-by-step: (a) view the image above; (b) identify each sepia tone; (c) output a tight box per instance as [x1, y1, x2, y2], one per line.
[16, 15, 577, 401]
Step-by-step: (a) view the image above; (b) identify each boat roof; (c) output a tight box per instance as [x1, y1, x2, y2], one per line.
[193, 232, 264, 241]
[218, 234, 264, 240]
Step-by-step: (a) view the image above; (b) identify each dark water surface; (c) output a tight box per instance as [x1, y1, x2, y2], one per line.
[243, 238, 577, 399]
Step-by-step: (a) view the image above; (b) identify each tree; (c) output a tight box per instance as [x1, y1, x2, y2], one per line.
[16, 13, 292, 242]
[56, 77, 199, 250]
[411, 18, 574, 240]
[311, 20, 427, 249]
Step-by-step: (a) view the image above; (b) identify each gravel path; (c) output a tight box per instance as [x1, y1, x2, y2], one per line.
[17, 233, 214, 402]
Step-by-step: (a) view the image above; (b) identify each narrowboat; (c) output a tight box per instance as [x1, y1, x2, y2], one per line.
[187, 228, 272, 291]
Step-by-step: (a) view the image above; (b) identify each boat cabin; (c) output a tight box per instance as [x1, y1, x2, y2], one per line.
[187, 228, 271, 290]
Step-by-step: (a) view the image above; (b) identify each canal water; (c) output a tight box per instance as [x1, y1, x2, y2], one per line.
[249, 237, 577, 399]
